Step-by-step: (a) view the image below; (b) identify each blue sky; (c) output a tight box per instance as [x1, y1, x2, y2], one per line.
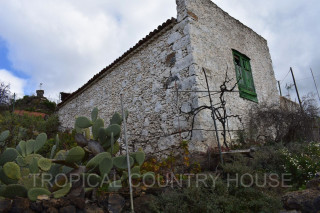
[0, 0, 319, 103]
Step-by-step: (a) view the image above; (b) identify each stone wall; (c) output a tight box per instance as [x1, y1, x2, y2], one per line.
[176, 0, 280, 146]
[58, 17, 199, 155]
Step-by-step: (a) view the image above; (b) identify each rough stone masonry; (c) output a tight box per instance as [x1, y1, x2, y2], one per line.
[57, 0, 279, 156]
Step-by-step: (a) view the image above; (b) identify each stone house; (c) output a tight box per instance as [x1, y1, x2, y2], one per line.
[57, 0, 279, 155]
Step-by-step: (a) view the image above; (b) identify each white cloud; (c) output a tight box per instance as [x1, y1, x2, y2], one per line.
[215, 0, 320, 100]
[0, 69, 26, 98]
[0, 0, 176, 100]
[0, 0, 318, 102]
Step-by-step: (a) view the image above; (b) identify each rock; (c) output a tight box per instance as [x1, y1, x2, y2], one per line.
[75, 133, 88, 147]
[306, 177, 320, 190]
[282, 189, 320, 213]
[88, 140, 104, 155]
[85, 204, 104, 213]
[49, 198, 61, 208]
[146, 187, 165, 196]
[11, 197, 30, 212]
[108, 194, 125, 213]
[155, 102, 162, 113]
[67, 175, 85, 198]
[57, 198, 71, 208]
[181, 102, 192, 113]
[71, 197, 85, 209]
[67, 186, 84, 198]
[59, 205, 76, 213]
[47, 207, 59, 213]
[133, 194, 155, 213]
[0, 199, 12, 212]
[42, 200, 51, 209]
[30, 201, 43, 212]
[167, 31, 182, 44]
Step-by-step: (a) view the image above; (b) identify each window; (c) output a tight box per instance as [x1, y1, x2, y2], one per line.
[232, 49, 258, 102]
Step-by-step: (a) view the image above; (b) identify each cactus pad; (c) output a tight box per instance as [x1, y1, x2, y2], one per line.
[16, 156, 27, 167]
[28, 188, 51, 201]
[65, 146, 85, 163]
[92, 118, 104, 140]
[54, 150, 67, 160]
[0, 148, 18, 166]
[3, 184, 28, 198]
[106, 124, 121, 137]
[18, 140, 27, 157]
[38, 158, 52, 171]
[19, 176, 44, 190]
[53, 183, 71, 198]
[107, 141, 120, 155]
[34, 133, 47, 153]
[24, 154, 42, 164]
[98, 128, 107, 145]
[130, 151, 145, 166]
[26, 139, 35, 155]
[75, 116, 93, 129]
[91, 107, 99, 122]
[3, 162, 21, 180]
[29, 157, 39, 174]
[99, 157, 113, 176]
[50, 145, 57, 159]
[86, 152, 111, 170]
[0, 167, 18, 184]
[113, 156, 134, 169]
[131, 166, 141, 174]
[110, 112, 122, 125]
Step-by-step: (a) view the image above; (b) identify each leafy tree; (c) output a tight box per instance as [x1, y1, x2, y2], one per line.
[0, 82, 12, 108]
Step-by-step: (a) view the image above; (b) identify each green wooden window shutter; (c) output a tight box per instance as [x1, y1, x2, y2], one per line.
[232, 50, 258, 103]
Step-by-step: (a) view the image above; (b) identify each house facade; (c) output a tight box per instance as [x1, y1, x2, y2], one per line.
[57, 0, 279, 155]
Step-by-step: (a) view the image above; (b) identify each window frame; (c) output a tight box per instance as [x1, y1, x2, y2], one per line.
[232, 49, 258, 103]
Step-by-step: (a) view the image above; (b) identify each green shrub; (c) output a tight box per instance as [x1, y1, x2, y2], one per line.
[281, 142, 320, 189]
[0, 112, 60, 151]
[149, 177, 281, 213]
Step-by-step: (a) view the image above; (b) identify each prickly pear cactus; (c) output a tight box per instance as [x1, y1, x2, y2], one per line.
[0, 107, 151, 202]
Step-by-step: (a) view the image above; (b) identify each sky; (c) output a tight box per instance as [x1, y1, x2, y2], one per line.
[0, 0, 319, 104]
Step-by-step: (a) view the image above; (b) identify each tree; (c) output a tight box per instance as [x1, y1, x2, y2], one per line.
[0, 82, 12, 106]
